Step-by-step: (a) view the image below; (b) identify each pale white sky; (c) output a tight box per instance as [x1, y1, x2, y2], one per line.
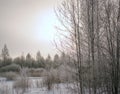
[0, 0, 61, 58]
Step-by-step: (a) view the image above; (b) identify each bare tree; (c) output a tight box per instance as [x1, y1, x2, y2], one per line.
[56, 0, 120, 94]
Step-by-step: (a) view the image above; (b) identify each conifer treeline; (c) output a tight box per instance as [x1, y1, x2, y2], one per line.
[0, 44, 69, 72]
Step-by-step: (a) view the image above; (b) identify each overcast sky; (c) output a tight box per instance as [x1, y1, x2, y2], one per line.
[0, 0, 61, 58]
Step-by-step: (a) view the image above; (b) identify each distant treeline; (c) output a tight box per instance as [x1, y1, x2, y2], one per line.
[0, 44, 70, 72]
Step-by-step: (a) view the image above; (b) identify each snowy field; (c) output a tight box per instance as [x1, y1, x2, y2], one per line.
[0, 77, 75, 94]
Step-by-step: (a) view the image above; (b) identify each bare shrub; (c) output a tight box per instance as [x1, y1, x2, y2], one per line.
[13, 78, 30, 93]
[0, 86, 10, 94]
[43, 69, 61, 90]
[13, 68, 30, 94]
[58, 65, 75, 83]
[35, 79, 42, 88]
[43, 72, 54, 90]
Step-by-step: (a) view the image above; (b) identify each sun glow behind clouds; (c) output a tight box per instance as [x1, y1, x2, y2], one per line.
[27, 7, 60, 58]
[34, 9, 57, 42]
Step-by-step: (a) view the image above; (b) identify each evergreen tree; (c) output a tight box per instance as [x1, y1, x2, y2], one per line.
[26, 53, 34, 68]
[53, 54, 60, 68]
[46, 54, 52, 70]
[36, 51, 45, 68]
[1, 44, 10, 61]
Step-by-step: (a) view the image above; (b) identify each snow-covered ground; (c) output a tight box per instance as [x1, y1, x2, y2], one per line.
[0, 77, 75, 94]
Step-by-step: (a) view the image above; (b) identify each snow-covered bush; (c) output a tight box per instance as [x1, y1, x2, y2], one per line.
[0, 72, 18, 81]
[28, 68, 46, 77]
[0, 63, 20, 72]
